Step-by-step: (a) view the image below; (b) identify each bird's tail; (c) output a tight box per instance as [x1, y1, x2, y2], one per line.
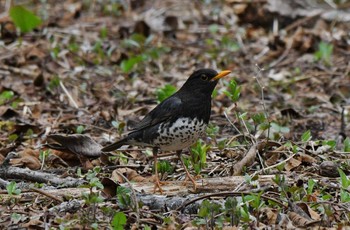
[101, 138, 128, 152]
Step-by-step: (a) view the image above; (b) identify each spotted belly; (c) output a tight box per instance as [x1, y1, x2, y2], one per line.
[153, 117, 206, 151]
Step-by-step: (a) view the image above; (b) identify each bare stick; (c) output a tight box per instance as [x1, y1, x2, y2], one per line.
[59, 81, 79, 109]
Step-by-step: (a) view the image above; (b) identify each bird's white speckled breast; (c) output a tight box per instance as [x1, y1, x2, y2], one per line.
[154, 117, 206, 151]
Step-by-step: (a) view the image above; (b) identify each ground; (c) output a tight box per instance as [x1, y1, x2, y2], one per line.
[0, 0, 350, 229]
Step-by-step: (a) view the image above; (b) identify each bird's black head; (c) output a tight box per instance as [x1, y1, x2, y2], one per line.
[180, 68, 231, 95]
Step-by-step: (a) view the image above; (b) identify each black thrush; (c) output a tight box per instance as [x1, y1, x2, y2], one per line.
[102, 69, 231, 193]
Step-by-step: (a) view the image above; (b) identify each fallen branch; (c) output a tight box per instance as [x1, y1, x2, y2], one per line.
[0, 166, 85, 187]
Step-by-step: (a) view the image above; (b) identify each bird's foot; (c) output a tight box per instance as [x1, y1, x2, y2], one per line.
[182, 174, 198, 192]
[153, 175, 166, 194]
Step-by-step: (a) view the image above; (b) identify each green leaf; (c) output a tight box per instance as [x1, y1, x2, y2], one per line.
[120, 55, 144, 73]
[270, 122, 290, 133]
[76, 125, 85, 134]
[156, 84, 177, 102]
[252, 112, 266, 125]
[117, 186, 131, 209]
[0, 90, 15, 105]
[340, 189, 350, 203]
[208, 24, 219, 34]
[338, 168, 350, 189]
[11, 213, 22, 224]
[307, 179, 316, 195]
[322, 140, 336, 150]
[156, 160, 174, 174]
[301, 130, 311, 142]
[344, 137, 350, 152]
[9, 6, 42, 33]
[223, 79, 241, 102]
[6, 181, 21, 195]
[100, 27, 108, 39]
[8, 134, 18, 142]
[111, 212, 127, 230]
[198, 200, 210, 217]
[314, 41, 333, 66]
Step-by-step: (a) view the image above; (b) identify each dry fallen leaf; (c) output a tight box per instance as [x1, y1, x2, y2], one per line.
[285, 157, 302, 172]
[10, 149, 41, 170]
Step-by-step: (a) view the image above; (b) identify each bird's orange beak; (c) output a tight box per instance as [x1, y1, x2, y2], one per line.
[210, 70, 231, 82]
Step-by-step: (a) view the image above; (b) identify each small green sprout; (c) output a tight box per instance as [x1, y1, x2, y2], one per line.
[224, 79, 241, 103]
[156, 84, 177, 102]
[314, 41, 333, 66]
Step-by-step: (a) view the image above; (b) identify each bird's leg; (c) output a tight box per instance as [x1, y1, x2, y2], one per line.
[176, 150, 197, 191]
[153, 147, 163, 194]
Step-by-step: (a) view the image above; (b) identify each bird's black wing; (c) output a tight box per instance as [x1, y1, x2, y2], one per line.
[132, 95, 183, 131]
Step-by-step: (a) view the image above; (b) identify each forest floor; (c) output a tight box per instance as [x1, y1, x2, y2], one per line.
[1, 0, 350, 229]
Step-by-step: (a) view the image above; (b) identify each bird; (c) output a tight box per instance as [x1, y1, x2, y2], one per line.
[102, 69, 231, 193]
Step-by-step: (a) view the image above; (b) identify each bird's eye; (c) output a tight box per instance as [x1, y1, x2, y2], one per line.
[201, 74, 208, 81]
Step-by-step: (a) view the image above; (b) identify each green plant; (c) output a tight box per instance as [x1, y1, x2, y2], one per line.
[76, 125, 85, 134]
[314, 41, 333, 66]
[120, 34, 170, 73]
[111, 120, 126, 136]
[10, 213, 23, 225]
[206, 123, 219, 139]
[0, 90, 15, 105]
[338, 169, 350, 202]
[117, 186, 132, 209]
[80, 167, 105, 226]
[306, 179, 316, 195]
[111, 212, 127, 230]
[221, 35, 240, 52]
[224, 197, 241, 226]
[194, 200, 223, 228]
[50, 45, 60, 59]
[100, 26, 108, 40]
[8, 134, 18, 142]
[242, 192, 264, 219]
[39, 149, 50, 169]
[189, 140, 210, 175]
[156, 160, 174, 176]
[156, 84, 177, 102]
[252, 112, 267, 133]
[301, 130, 312, 142]
[344, 137, 350, 152]
[223, 79, 241, 103]
[48, 76, 60, 91]
[9, 5, 42, 33]
[6, 181, 21, 196]
[321, 140, 336, 150]
[268, 122, 290, 140]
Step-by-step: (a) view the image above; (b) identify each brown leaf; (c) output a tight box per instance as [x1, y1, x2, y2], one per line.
[284, 157, 301, 171]
[101, 177, 119, 198]
[46, 134, 102, 159]
[265, 152, 280, 166]
[297, 202, 321, 221]
[288, 211, 312, 227]
[111, 168, 152, 183]
[261, 207, 278, 225]
[296, 153, 317, 164]
[10, 149, 41, 170]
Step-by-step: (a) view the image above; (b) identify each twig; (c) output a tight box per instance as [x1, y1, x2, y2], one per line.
[223, 109, 241, 134]
[29, 187, 63, 203]
[254, 152, 295, 175]
[59, 81, 79, 109]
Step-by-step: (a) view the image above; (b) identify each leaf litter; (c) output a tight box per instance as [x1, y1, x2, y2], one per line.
[0, 0, 350, 228]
